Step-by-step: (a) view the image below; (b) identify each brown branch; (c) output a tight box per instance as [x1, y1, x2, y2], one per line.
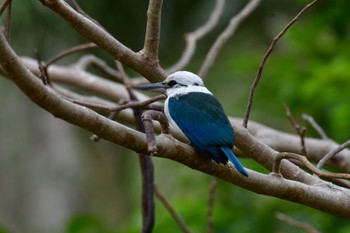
[142, 110, 169, 154]
[207, 177, 218, 233]
[0, 0, 11, 16]
[34, 50, 51, 85]
[198, 0, 261, 79]
[245, 119, 350, 173]
[317, 140, 350, 170]
[142, 0, 163, 62]
[154, 185, 193, 233]
[115, 60, 131, 87]
[167, 0, 225, 74]
[272, 152, 350, 180]
[284, 104, 307, 156]
[139, 153, 155, 233]
[242, 0, 319, 128]
[276, 212, 320, 233]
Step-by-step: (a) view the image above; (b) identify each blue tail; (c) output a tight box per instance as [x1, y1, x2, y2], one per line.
[220, 147, 248, 177]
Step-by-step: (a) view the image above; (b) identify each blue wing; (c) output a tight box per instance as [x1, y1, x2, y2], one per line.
[168, 92, 233, 162]
[168, 92, 248, 176]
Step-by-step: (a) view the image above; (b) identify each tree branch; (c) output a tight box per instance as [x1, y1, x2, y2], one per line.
[276, 212, 320, 233]
[167, 0, 225, 74]
[272, 152, 350, 180]
[39, 0, 166, 82]
[45, 42, 97, 67]
[317, 140, 350, 170]
[302, 113, 329, 140]
[142, 0, 163, 62]
[198, 0, 261, 78]
[284, 104, 307, 156]
[0, 0, 12, 16]
[154, 185, 192, 233]
[207, 177, 218, 233]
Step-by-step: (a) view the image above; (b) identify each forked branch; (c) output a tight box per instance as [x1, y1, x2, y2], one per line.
[242, 0, 319, 128]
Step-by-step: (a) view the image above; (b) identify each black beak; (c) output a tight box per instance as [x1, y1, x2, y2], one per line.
[134, 82, 168, 93]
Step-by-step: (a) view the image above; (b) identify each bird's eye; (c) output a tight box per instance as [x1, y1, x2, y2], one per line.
[193, 82, 199, 86]
[167, 80, 177, 87]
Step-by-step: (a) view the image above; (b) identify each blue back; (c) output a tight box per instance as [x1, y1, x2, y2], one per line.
[168, 92, 234, 163]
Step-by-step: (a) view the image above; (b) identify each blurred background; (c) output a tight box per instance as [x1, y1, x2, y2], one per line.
[0, 0, 350, 232]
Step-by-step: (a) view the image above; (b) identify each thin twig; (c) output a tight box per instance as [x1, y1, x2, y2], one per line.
[242, 0, 319, 128]
[142, 0, 163, 62]
[284, 104, 307, 156]
[198, 0, 261, 79]
[34, 49, 51, 85]
[0, 0, 11, 16]
[317, 140, 350, 170]
[273, 152, 350, 179]
[74, 55, 122, 81]
[154, 185, 193, 233]
[46, 42, 97, 67]
[69, 0, 102, 27]
[302, 113, 329, 140]
[207, 177, 218, 233]
[167, 0, 225, 74]
[71, 94, 165, 112]
[4, 0, 12, 42]
[38, 43, 98, 88]
[276, 212, 320, 233]
[115, 60, 132, 87]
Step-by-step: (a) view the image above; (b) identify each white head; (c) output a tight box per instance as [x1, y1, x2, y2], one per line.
[163, 71, 212, 96]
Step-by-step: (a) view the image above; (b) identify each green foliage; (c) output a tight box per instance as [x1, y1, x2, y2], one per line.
[65, 215, 115, 233]
[0, 227, 10, 233]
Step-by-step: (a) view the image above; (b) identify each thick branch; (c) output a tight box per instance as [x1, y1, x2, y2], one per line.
[39, 0, 166, 82]
[20, 56, 147, 101]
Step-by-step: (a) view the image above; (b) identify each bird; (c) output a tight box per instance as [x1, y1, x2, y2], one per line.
[137, 71, 248, 177]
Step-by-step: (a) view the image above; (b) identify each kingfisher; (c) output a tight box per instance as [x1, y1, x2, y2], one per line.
[137, 71, 248, 177]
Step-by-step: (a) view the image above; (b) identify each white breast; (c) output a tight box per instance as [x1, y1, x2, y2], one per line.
[164, 97, 187, 139]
